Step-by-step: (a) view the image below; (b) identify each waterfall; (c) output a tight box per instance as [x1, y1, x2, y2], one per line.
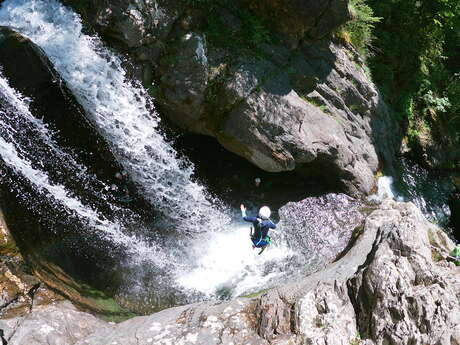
[0, 0, 230, 232]
[0, 72, 165, 263]
[0, 0, 322, 307]
[367, 176, 401, 203]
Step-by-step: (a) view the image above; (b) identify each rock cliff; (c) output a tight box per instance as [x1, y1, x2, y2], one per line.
[1, 199, 458, 345]
[62, 0, 400, 195]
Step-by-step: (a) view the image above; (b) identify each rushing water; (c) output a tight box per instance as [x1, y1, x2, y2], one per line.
[0, 0, 312, 309]
[1, 0, 457, 314]
[369, 160, 456, 235]
[394, 158, 456, 229]
[0, 0, 229, 233]
[0, 71, 167, 263]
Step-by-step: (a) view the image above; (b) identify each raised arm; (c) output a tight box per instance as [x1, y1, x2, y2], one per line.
[266, 220, 276, 229]
[241, 204, 256, 222]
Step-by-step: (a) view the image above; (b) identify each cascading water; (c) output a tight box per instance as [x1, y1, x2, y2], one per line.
[0, 0, 229, 233]
[0, 71, 166, 263]
[0, 0, 340, 311]
[394, 158, 456, 229]
[368, 160, 457, 238]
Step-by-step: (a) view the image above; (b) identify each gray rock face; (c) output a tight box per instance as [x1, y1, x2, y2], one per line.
[348, 203, 460, 344]
[157, 32, 209, 131]
[63, 0, 399, 195]
[254, 200, 459, 345]
[64, 0, 182, 49]
[215, 41, 396, 195]
[3, 200, 458, 345]
[278, 193, 365, 263]
[0, 301, 109, 345]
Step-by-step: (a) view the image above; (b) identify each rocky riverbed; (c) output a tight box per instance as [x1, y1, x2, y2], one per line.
[1, 199, 458, 345]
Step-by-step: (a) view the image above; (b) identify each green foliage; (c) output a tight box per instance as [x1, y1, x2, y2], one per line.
[301, 96, 329, 113]
[445, 73, 460, 129]
[368, 0, 460, 157]
[422, 90, 451, 112]
[341, 0, 381, 56]
[184, 0, 271, 55]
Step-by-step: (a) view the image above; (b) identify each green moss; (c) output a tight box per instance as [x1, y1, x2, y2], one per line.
[301, 96, 328, 112]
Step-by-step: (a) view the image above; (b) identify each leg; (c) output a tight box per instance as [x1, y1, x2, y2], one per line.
[258, 246, 267, 255]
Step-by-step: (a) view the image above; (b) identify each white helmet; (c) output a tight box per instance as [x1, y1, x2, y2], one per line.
[258, 206, 271, 219]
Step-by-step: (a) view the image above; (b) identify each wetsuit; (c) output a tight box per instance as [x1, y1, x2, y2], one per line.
[242, 209, 276, 248]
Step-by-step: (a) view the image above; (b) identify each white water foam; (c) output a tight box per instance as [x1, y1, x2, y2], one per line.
[0, 72, 165, 265]
[0, 0, 300, 300]
[176, 224, 294, 297]
[367, 176, 402, 203]
[0, 0, 230, 232]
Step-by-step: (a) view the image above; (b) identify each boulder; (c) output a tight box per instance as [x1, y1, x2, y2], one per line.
[61, 0, 399, 196]
[155, 34, 398, 195]
[278, 193, 365, 262]
[0, 301, 109, 345]
[256, 200, 459, 345]
[348, 202, 460, 344]
[212, 41, 397, 194]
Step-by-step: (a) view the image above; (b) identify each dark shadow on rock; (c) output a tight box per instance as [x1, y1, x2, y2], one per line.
[448, 193, 460, 242]
[174, 134, 335, 221]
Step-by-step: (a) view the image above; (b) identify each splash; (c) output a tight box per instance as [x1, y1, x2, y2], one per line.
[176, 225, 294, 298]
[367, 176, 402, 203]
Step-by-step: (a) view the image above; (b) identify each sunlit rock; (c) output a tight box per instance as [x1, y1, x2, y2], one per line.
[3, 200, 458, 345]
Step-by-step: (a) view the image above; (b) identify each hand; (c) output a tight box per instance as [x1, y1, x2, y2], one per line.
[240, 204, 246, 212]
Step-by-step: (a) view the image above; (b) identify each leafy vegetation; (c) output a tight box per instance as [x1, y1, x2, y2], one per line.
[365, 0, 460, 167]
[184, 0, 271, 55]
[337, 0, 381, 56]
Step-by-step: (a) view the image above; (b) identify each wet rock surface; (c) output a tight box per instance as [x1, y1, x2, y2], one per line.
[278, 193, 366, 263]
[61, 0, 399, 195]
[0, 209, 63, 320]
[2, 199, 458, 345]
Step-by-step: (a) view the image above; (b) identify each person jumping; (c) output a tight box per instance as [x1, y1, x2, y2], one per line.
[240, 204, 276, 255]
